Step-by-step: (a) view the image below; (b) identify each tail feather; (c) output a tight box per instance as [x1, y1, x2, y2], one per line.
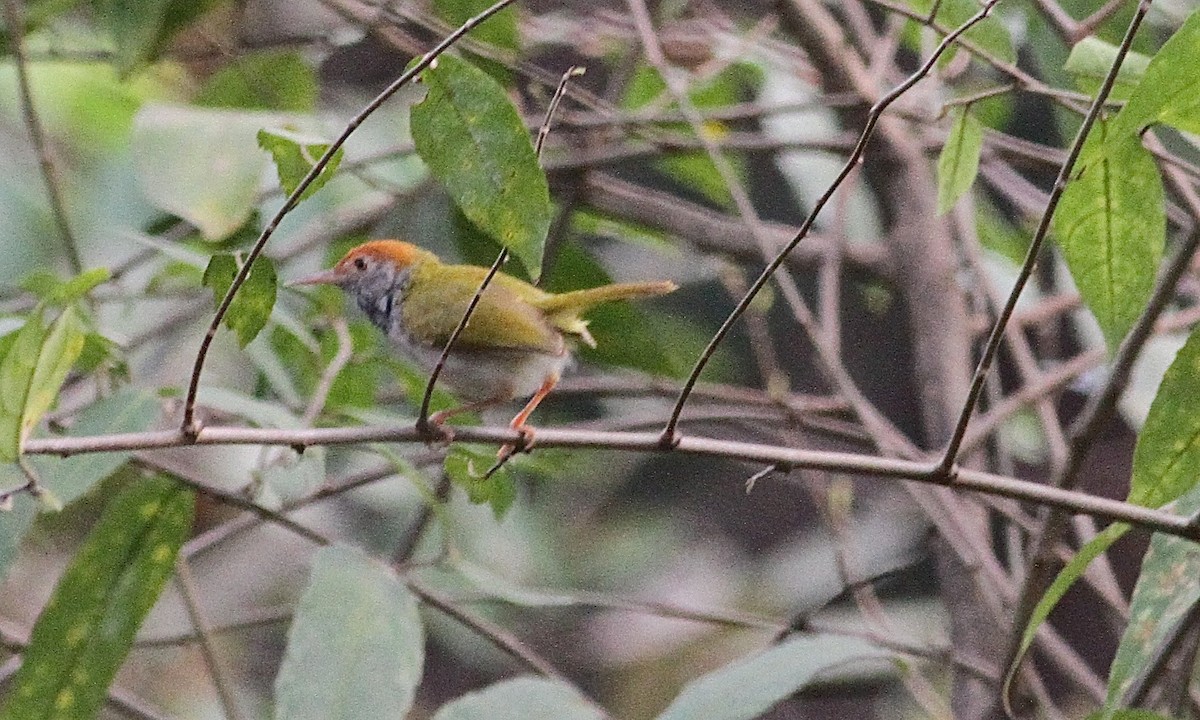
[535, 281, 677, 314]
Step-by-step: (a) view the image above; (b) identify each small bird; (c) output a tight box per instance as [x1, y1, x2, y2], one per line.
[290, 240, 676, 457]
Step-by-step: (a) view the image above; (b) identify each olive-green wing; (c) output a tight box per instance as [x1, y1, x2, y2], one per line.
[401, 263, 562, 353]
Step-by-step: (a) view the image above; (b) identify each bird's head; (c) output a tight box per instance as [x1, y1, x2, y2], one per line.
[289, 240, 434, 298]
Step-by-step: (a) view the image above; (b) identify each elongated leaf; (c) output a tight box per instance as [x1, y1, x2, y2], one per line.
[656, 635, 889, 720]
[1103, 502, 1200, 713]
[411, 54, 551, 280]
[0, 307, 86, 461]
[432, 677, 603, 720]
[1005, 522, 1129, 700]
[1064, 37, 1150, 100]
[1107, 9, 1200, 141]
[936, 108, 983, 215]
[1053, 125, 1163, 351]
[257, 127, 344, 201]
[203, 253, 278, 347]
[1128, 326, 1200, 507]
[198, 51, 317, 111]
[275, 545, 424, 720]
[0, 476, 194, 720]
[20, 267, 110, 305]
[133, 104, 272, 240]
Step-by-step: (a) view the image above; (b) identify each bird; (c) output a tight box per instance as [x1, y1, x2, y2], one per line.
[290, 239, 676, 460]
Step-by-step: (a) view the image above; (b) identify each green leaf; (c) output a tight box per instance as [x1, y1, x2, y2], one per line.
[0, 476, 194, 720]
[197, 50, 318, 111]
[1064, 37, 1151, 101]
[432, 677, 603, 720]
[1052, 125, 1163, 351]
[92, 0, 225, 75]
[132, 104, 273, 240]
[275, 545, 424, 720]
[1004, 522, 1129, 702]
[202, 253, 278, 347]
[411, 54, 551, 280]
[936, 108, 983, 215]
[1102, 491, 1200, 714]
[0, 307, 86, 461]
[906, 0, 1015, 65]
[1107, 9, 1200, 142]
[656, 634, 890, 720]
[257, 127, 345, 202]
[444, 444, 515, 519]
[1129, 325, 1200, 507]
[431, 0, 519, 51]
[30, 389, 161, 507]
[20, 267, 110, 305]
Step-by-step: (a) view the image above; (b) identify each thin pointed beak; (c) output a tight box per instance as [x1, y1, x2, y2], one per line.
[287, 268, 343, 287]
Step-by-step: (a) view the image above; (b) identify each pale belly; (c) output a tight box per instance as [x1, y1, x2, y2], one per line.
[391, 335, 571, 402]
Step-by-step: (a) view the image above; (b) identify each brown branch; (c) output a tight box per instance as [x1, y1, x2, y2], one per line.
[19, 424, 1200, 543]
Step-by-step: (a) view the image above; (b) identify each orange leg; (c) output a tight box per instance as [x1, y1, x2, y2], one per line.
[496, 375, 558, 461]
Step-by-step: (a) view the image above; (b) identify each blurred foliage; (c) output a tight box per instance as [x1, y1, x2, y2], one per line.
[1, 1, 1199, 719]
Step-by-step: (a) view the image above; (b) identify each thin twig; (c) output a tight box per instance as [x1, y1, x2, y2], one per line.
[938, 0, 1153, 471]
[181, 0, 523, 434]
[661, 0, 1000, 443]
[175, 558, 246, 720]
[1, 0, 84, 276]
[301, 316, 354, 426]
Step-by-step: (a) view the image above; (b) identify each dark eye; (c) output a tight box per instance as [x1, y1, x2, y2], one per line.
[353, 257, 367, 271]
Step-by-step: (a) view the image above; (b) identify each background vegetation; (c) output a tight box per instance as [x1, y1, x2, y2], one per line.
[2, 0, 1200, 718]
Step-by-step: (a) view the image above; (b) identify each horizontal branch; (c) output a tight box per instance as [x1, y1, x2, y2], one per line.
[22, 424, 1196, 542]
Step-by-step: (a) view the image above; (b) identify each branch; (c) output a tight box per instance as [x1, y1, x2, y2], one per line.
[20, 424, 1200, 543]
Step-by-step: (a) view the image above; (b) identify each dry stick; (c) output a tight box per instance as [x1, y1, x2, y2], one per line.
[1, 0, 84, 276]
[416, 64, 582, 429]
[175, 558, 245, 720]
[938, 0, 1152, 472]
[180, 0, 522, 435]
[661, 0, 999, 444]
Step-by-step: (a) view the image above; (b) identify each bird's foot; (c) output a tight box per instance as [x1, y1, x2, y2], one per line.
[485, 426, 536, 479]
